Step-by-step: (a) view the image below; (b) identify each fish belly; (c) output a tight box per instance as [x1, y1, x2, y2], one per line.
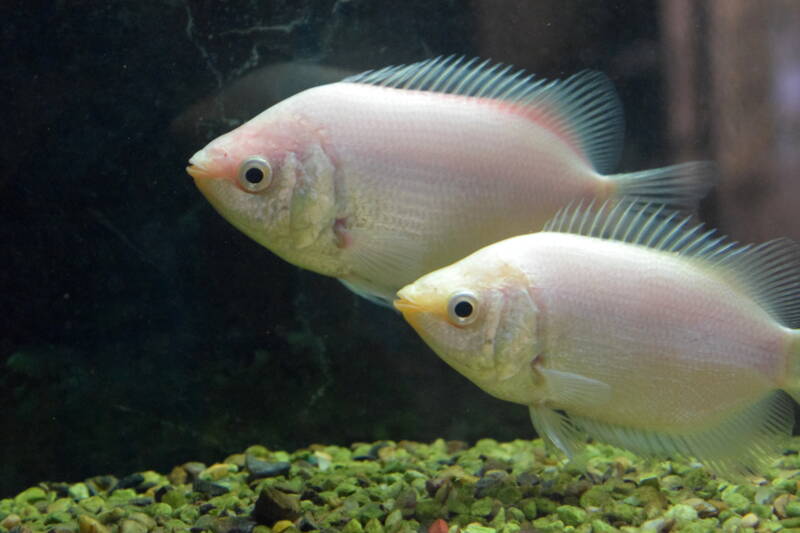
[523, 233, 787, 433]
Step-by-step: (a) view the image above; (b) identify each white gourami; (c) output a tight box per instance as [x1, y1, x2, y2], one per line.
[188, 57, 715, 306]
[396, 201, 800, 479]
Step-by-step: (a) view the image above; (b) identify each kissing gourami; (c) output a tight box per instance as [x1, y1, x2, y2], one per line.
[187, 57, 714, 306]
[395, 201, 800, 479]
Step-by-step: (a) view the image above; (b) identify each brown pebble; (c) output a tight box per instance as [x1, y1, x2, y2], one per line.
[78, 515, 111, 533]
[775, 493, 797, 518]
[224, 453, 246, 467]
[119, 519, 148, 533]
[683, 497, 719, 518]
[127, 512, 157, 529]
[167, 465, 187, 485]
[741, 513, 759, 528]
[0, 514, 21, 529]
[252, 488, 301, 524]
[202, 463, 235, 480]
[182, 461, 206, 482]
[446, 440, 469, 454]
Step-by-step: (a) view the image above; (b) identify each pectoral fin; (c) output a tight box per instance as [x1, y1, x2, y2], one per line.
[528, 368, 611, 458]
[537, 367, 612, 409]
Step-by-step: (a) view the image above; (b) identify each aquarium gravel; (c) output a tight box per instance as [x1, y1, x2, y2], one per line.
[5, 437, 800, 533]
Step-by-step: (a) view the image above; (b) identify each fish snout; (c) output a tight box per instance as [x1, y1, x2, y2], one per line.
[186, 163, 215, 181]
[394, 297, 424, 315]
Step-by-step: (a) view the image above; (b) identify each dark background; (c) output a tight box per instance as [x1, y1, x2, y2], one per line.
[2, 0, 797, 497]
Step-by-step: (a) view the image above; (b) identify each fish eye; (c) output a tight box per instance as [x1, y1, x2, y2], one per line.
[447, 291, 479, 326]
[237, 156, 272, 192]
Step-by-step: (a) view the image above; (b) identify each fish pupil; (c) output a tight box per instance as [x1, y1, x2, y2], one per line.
[245, 167, 264, 184]
[454, 300, 473, 318]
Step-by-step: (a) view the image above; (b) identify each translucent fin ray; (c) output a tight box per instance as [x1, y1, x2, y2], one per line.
[343, 56, 624, 174]
[569, 391, 793, 480]
[609, 161, 717, 211]
[544, 200, 800, 327]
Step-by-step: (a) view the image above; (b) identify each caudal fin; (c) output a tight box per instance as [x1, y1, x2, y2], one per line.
[786, 330, 800, 406]
[610, 161, 716, 211]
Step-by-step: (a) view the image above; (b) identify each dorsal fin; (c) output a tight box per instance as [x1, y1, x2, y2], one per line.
[544, 201, 800, 328]
[342, 56, 624, 174]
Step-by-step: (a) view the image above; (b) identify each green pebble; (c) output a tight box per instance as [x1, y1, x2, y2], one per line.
[178, 505, 198, 523]
[161, 490, 186, 509]
[15, 487, 47, 505]
[365, 517, 385, 533]
[414, 499, 441, 521]
[47, 498, 72, 513]
[639, 518, 666, 532]
[660, 475, 683, 491]
[499, 523, 521, 533]
[68, 483, 90, 501]
[472, 497, 494, 517]
[253, 527, 271, 533]
[637, 475, 660, 489]
[723, 492, 751, 515]
[148, 502, 173, 517]
[532, 517, 565, 533]
[463, 525, 497, 533]
[721, 516, 742, 532]
[495, 485, 522, 505]
[606, 502, 642, 524]
[506, 506, 525, 523]
[208, 492, 239, 511]
[359, 502, 385, 521]
[97, 506, 127, 524]
[772, 478, 797, 494]
[273, 450, 291, 462]
[580, 486, 614, 509]
[786, 500, 800, 518]
[490, 506, 506, 528]
[163, 518, 189, 530]
[342, 518, 364, 533]
[590, 519, 617, 533]
[664, 503, 698, 524]
[107, 488, 137, 506]
[127, 512, 156, 529]
[337, 482, 360, 496]
[557, 505, 587, 527]
[517, 498, 538, 520]
[44, 510, 72, 524]
[445, 487, 471, 515]
[385, 509, 403, 532]
[79, 495, 105, 514]
[119, 518, 148, 533]
[245, 444, 270, 457]
[680, 519, 721, 533]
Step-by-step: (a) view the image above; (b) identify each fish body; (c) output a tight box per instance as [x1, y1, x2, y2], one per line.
[395, 202, 800, 477]
[188, 57, 713, 305]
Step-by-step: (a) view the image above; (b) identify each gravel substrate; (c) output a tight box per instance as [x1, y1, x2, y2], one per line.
[4, 437, 800, 532]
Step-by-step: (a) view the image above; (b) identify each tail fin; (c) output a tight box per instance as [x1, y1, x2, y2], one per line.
[786, 331, 800, 406]
[610, 161, 716, 211]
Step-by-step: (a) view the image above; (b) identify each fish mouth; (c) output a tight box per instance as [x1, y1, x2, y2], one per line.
[394, 297, 424, 315]
[186, 163, 215, 181]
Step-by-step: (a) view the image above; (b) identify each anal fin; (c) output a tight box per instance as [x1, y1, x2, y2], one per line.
[571, 391, 793, 481]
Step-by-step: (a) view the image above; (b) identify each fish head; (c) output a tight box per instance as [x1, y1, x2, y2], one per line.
[395, 244, 542, 404]
[187, 106, 341, 275]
